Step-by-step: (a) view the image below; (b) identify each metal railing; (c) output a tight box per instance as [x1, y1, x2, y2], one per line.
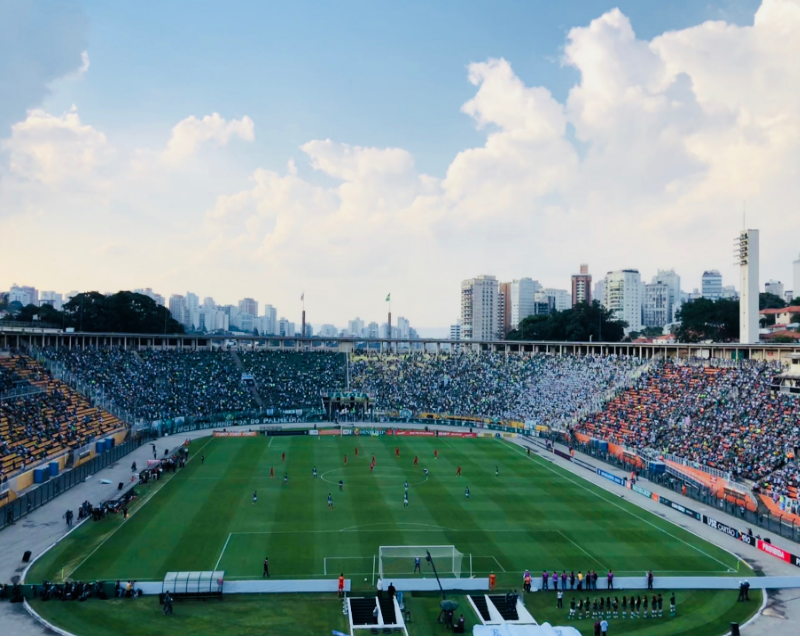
[0, 433, 154, 533]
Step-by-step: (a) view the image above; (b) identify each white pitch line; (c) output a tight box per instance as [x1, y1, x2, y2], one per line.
[68, 437, 214, 579]
[268, 437, 273, 447]
[498, 439, 736, 572]
[214, 532, 232, 571]
[492, 555, 507, 572]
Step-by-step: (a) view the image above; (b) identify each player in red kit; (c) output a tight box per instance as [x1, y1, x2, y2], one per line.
[395, 447, 400, 458]
[434, 449, 438, 459]
[355, 447, 359, 457]
[281, 452, 285, 462]
[270, 466, 274, 479]
[370, 462, 375, 473]
[413, 456, 418, 467]
[344, 454, 348, 466]
[457, 466, 462, 477]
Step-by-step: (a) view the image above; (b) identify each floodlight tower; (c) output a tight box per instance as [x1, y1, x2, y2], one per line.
[735, 229, 759, 343]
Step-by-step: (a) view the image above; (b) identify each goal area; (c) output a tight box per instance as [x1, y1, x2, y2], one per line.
[378, 545, 465, 579]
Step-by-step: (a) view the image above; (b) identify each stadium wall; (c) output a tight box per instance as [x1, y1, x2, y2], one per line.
[132, 579, 353, 596]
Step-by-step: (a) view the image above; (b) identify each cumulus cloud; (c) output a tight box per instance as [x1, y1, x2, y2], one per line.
[0, 1, 88, 136]
[163, 113, 255, 163]
[3, 0, 800, 326]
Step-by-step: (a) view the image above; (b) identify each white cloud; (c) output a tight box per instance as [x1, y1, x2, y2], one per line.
[163, 113, 255, 163]
[3, 0, 800, 326]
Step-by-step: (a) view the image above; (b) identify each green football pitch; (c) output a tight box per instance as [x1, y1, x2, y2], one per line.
[36, 434, 746, 585]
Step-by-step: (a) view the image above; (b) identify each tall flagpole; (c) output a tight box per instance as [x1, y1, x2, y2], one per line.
[387, 293, 392, 355]
[301, 292, 306, 347]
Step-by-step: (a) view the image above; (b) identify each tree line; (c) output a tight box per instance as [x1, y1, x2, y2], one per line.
[3, 291, 185, 334]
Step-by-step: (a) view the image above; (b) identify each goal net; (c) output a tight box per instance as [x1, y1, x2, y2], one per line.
[378, 545, 464, 579]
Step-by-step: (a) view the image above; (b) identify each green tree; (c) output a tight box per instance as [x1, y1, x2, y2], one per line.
[506, 301, 626, 342]
[759, 292, 786, 311]
[63, 291, 184, 334]
[675, 298, 739, 343]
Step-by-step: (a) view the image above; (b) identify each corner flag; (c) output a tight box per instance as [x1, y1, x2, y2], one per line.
[386, 293, 391, 302]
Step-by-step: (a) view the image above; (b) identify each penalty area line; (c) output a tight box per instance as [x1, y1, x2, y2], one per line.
[214, 533, 232, 571]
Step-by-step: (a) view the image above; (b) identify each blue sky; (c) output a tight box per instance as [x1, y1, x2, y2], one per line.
[46, 0, 760, 178]
[3, 0, 798, 330]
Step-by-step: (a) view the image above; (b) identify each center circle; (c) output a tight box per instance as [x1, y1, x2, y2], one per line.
[319, 466, 428, 488]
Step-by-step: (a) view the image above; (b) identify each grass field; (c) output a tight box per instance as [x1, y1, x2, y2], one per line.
[30, 434, 747, 586]
[28, 589, 761, 636]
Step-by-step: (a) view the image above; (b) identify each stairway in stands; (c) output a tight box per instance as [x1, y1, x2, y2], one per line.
[349, 597, 378, 625]
[378, 596, 397, 624]
[230, 351, 265, 408]
[488, 595, 520, 621]
[470, 595, 491, 621]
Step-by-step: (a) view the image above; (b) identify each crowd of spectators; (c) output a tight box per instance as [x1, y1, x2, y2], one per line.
[239, 351, 345, 409]
[575, 360, 800, 482]
[43, 348, 346, 420]
[350, 353, 646, 426]
[1, 356, 124, 477]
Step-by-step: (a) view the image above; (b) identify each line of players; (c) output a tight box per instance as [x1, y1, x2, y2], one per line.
[253, 446, 488, 509]
[563, 593, 676, 619]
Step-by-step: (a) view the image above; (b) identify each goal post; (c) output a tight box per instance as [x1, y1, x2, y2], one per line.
[378, 545, 464, 579]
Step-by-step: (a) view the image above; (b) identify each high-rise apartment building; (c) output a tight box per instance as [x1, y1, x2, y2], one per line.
[347, 317, 365, 337]
[263, 304, 277, 335]
[571, 264, 592, 306]
[720, 285, 738, 300]
[134, 288, 165, 306]
[39, 291, 64, 310]
[592, 279, 605, 305]
[8, 284, 38, 307]
[186, 292, 200, 330]
[643, 282, 669, 328]
[605, 269, 643, 334]
[544, 288, 571, 312]
[450, 320, 461, 341]
[498, 282, 512, 338]
[765, 280, 784, 299]
[701, 270, 723, 301]
[794, 254, 800, 301]
[651, 269, 681, 323]
[461, 275, 499, 341]
[169, 294, 188, 327]
[367, 322, 379, 339]
[238, 298, 258, 317]
[510, 278, 540, 329]
[396, 317, 410, 340]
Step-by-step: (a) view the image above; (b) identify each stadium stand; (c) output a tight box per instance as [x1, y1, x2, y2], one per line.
[0, 355, 125, 477]
[349, 353, 646, 427]
[575, 361, 800, 482]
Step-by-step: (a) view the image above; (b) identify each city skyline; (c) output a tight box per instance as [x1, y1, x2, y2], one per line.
[3, 1, 800, 327]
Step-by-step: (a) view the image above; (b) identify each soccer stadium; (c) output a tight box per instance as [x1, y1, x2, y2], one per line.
[1, 336, 799, 636]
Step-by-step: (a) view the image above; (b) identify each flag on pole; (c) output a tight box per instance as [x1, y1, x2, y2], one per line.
[386, 293, 391, 302]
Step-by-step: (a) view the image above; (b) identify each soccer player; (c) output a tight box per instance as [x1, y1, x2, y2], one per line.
[252, 491, 257, 505]
[569, 597, 576, 619]
[612, 596, 618, 618]
[328, 494, 333, 509]
[621, 595, 627, 619]
[577, 598, 584, 619]
[371, 454, 376, 465]
[653, 594, 660, 618]
[496, 466, 499, 478]
[599, 596, 605, 617]
[527, 447, 531, 457]
[592, 598, 598, 619]
[557, 590, 563, 609]
[281, 451, 285, 462]
[669, 592, 676, 617]
[283, 473, 288, 486]
[344, 454, 348, 466]
[403, 494, 408, 508]
[355, 447, 359, 457]
[201, 455, 205, 465]
[643, 594, 649, 619]
[434, 449, 438, 459]
[423, 468, 429, 479]
[270, 466, 274, 479]
[414, 557, 421, 574]
[456, 466, 462, 477]
[465, 486, 470, 500]
[636, 595, 642, 619]
[395, 447, 400, 457]
[583, 598, 590, 620]
[413, 456, 418, 467]
[312, 466, 317, 479]
[404, 481, 409, 491]
[263, 557, 270, 578]
[338, 573, 345, 597]
[370, 462, 375, 473]
[339, 479, 343, 491]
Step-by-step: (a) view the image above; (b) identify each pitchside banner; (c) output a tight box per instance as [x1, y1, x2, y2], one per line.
[213, 431, 257, 437]
[659, 496, 702, 521]
[596, 468, 626, 486]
